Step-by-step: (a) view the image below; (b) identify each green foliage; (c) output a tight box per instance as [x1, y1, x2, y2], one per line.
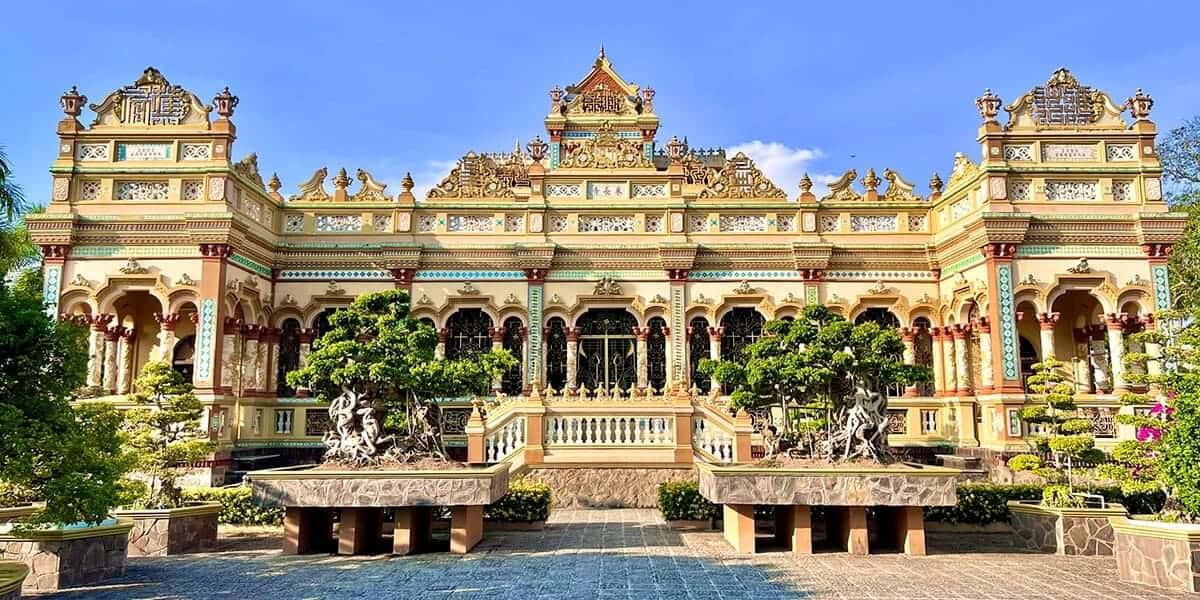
[485, 479, 552, 522]
[0, 277, 130, 526]
[123, 362, 213, 509]
[924, 483, 1165, 524]
[1016, 358, 1095, 498]
[1041, 484, 1085, 508]
[656, 480, 718, 521]
[1006, 454, 1042, 472]
[180, 486, 284, 526]
[1163, 368, 1200, 517]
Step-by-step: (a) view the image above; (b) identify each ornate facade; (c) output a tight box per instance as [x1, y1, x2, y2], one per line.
[31, 54, 1184, 481]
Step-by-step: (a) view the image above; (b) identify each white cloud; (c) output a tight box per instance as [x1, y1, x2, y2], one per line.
[725, 140, 837, 196]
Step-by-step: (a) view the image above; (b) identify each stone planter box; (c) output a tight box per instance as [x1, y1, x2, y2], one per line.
[697, 462, 958, 556]
[247, 463, 509, 555]
[0, 519, 132, 594]
[0, 505, 40, 525]
[0, 561, 28, 600]
[1110, 516, 1200, 593]
[1007, 501, 1126, 555]
[112, 502, 221, 556]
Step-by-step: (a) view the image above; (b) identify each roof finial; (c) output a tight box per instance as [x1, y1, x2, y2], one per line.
[599, 45, 606, 60]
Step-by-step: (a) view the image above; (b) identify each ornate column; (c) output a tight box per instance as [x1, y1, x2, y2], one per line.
[1035, 312, 1058, 362]
[40, 245, 69, 318]
[981, 243, 1022, 393]
[975, 317, 994, 392]
[155, 312, 181, 363]
[1145, 243, 1173, 314]
[490, 326, 505, 394]
[266, 327, 282, 395]
[952, 324, 971, 396]
[634, 326, 650, 390]
[941, 327, 958, 396]
[102, 325, 120, 394]
[566, 327, 580, 391]
[900, 327, 918, 397]
[930, 327, 946, 397]
[435, 328, 448, 360]
[390, 268, 415, 294]
[241, 325, 260, 394]
[1106, 313, 1129, 393]
[116, 327, 136, 394]
[255, 328, 272, 394]
[86, 314, 113, 388]
[667, 268, 689, 390]
[298, 328, 314, 368]
[524, 268, 546, 391]
[707, 326, 723, 360]
[220, 317, 241, 392]
[196, 243, 233, 394]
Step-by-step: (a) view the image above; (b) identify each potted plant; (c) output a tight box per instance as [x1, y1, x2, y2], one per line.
[0, 270, 133, 593]
[1098, 309, 1200, 592]
[1005, 358, 1125, 555]
[112, 361, 220, 556]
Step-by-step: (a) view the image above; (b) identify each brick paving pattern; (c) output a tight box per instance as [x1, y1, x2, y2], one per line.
[47, 508, 1195, 599]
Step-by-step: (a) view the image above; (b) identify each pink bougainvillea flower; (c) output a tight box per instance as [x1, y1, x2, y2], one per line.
[1137, 426, 1162, 442]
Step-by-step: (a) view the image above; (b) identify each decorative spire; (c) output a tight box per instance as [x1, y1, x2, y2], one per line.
[860, 168, 881, 193]
[333, 167, 350, 191]
[1126, 88, 1154, 121]
[212, 86, 239, 120]
[526, 136, 548, 162]
[929, 172, 944, 195]
[549, 85, 563, 113]
[642, 86, 655, 113]
[59, 85, 86, 118]
[268, 172, 281, 193]
[975, 88, 1001, 123]
[598, 45, 606, 60]
[799, 173, 813, 194]
[666, 135, 686, 162]
[401, 172, 415, 193]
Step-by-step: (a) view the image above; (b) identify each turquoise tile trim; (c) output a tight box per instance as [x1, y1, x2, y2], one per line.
[997, 264, 1018, 381]
[42, 265, 61, 317]
[549, 270, 664, 280]
[196, 299, 217, 381]
[278, 270, 391, 281]
[671, 286, 685, 384]
[116, 143, 171, 161]
[414, 270, 524, 281]
[528, 284, 543, 385]
[69, 245, 202, 258]
[1153, 265, 1171, 310]
[550, 142, 561, 169]
[230, 253, 272, 278]
[689, 270, 802, 280]
[1015, 245, 1143, 258]
[825, 270, 936, 281]
[643, 142, 653, 162]
[563, 131, 593, 139]
[943, 253, 984, 276]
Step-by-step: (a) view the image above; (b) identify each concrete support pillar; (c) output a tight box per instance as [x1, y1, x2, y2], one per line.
[1038, 312, 1059, 361]
[952, 324, 971, 396]
[282, 507, 332, 555]
[671, 386, 694, 463]
[338, 508, 382, 555]
[102, 327, 120, 394]
[116, 327, 136, 394]
[634, 326, 650, 390]
[393, 507, 432, 555]
[450, 505, 484, 554]
[893, 506, 927, 556]
[465, 404, 486, 464]
[1106, 314, 1128, 392]
[722, 504, 756, 554]
[566, 327, 580, 391]
[842, 507, 870, 555]
[975, 318, 994, 392]
[901, 327, 918, 397]
[775, 505, 812, 556]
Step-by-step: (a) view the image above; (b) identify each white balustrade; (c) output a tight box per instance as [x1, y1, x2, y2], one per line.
[485, 416, 526, 463]
[545, 416, 674, 445]
[692, 417, 734, 463]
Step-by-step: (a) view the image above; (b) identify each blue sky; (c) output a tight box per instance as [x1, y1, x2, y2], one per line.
[3, 1, 1199, 203]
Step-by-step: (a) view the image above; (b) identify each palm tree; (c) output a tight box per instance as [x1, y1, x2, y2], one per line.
[0, 147, 36, 276]
[0, 147, 26, 227]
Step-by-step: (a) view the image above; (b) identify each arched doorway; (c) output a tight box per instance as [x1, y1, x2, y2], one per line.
[545, 317, 568, 391]
[576, 309, 637, 391]
[446, 308, 493, 360]
[500, 316, 524, 395]
[688, 316, 711, 393]
[720, 308, 765, 362]
[647, 316, 668, 392]
[855, 308, 903, 396]
[276, 318, 301, 396]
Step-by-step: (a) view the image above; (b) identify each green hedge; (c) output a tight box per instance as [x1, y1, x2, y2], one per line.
[486, 479, 552, 522]
[181, 486, 284, 526]
[925, 483, 1166, 525]
[657, 481, 718, 521]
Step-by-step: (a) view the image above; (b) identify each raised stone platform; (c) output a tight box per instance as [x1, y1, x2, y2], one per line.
[112, 502, 221, 556]
[697, 462, 958, 556]
[247, 463, 509, 555]
[0, 520, 132, 594]
[1110, 516, 1200, 593]
[1008, 501, 1126, 555]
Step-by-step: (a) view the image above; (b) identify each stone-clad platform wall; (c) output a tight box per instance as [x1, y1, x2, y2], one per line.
[698, 467, 958, 507]
[115, 504, 221, 556]
[524, 466, 695, 508]
[0, 523, 131, 594]
[1008, 502, 1125, 555]
[1111, 517, 1200, 593]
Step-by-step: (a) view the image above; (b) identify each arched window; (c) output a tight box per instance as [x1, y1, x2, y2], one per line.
[647, 317, 667, 392]
[276, 319, 301, 396]
[172, 335, 196, 383]
[913, 317, 935, 397]
[545, 317, 567, 390]
[1019, 336, 1038, 391]
[855, 308, 903, 396]
[577, 309, 637, 391]
[313, 308, 340, 340]
[688, 316, 711, 393]
[446, 309, 493, 360]
[720, 308, 765, 361]
[501, 317, 524, 395]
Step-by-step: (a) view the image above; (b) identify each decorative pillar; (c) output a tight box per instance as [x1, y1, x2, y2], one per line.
[930, 327, 946, 397]
[900, 327, 917, 397]
[86, 314, 113, 388]
[1037, 312, 1059, 361]
[264, 327, 281, 395]
[116, 326, 136, 394]
[524, 268, 546, 391]
[1145, 244, 1173, 313]
[241, 325, 260, 395]
[102, 325, 120, 394]
[435, 327, 448, 360]
[220, 317, 241, 392]
[941, 327, 957, 395]
[40, 245, 69, 318]
[633, 326, 650, 390]
[952, 324, 971, 396]
[1106, 313, 1129, 393]
[196, 244, 233, 394]
[255, 327, 272, 394]
[981, 243, 1022, 392]
[667, 268, 689, 390]
[490, 326, 505, 394]
[707, 326, 723, 360]
[975, 317, 994, 392]
[154, 313, 181, 363]
[565, 327, 580, 391]
[390, 268, 415, 293]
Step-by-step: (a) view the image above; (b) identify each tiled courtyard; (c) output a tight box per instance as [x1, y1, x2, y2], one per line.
[46, 509, 1193, 600]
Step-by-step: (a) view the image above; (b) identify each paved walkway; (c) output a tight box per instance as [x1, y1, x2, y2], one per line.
[48, 509, 1193, 600]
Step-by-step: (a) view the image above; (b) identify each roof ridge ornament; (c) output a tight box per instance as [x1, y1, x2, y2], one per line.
[352, 169, 390, 202]
[289, 168, 330, 202]
[87, 67, 211, 128]
[881, 169, 922, 202]
[698, 152, 786, 199]
[1002, 67, 1127, 130]
[428, 152, 521, 198]
[820, 169, 861, 202]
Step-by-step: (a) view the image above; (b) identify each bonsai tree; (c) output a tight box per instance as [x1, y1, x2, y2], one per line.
[0, 269, 130, 526]
[700, 304, 929, 462]
[1008, 357, 1103, 506]
[122, 361, 213, 509]
[1099, 309, 1200, 521]
[288, 290, 516, 465]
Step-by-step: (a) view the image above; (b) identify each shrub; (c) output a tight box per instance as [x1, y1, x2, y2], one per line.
[181, 486, 283, 526]
[656, 480, 718, 521]
[485, 479, 551, 522]
[1006, 454, 1042, 472]
[924, 482, 1167, 525]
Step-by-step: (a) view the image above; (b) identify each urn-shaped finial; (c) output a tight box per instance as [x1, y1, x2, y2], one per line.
[60, 85, 86, 118]
[526, 136, 548, 162]
[975, 88, 1002, 123]
[1126, 88, 1154, 121]
[212, 86, 239, 119]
